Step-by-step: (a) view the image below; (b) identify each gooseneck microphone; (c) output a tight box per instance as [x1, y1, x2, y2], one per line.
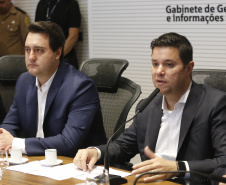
[133, 171, 226, 185]
[137, 88, 161, 112]
[103, 88, 160, 185]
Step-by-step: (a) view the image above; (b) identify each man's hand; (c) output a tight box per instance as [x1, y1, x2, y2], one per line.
[0, 128, 14, 150]
[73, 148, 99, 171]
[132, 146, 178, 182]
[219, 175, 226, 185]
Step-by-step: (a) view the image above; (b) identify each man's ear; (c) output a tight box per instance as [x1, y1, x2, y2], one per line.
[186, 61, 194, 76]
[55, 47, 62, 60]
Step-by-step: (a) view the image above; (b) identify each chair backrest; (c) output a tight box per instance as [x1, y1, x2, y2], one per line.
[99, 77, 141, 139]
[80, 58, 141, 139]
[80, 58, 129, 93]
[192, 69, 226, 92]
[0, 55, 27, 112]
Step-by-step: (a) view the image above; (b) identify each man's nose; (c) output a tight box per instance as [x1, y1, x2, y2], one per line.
[156, 65, 165, 75]
[28, 50, 36, 62]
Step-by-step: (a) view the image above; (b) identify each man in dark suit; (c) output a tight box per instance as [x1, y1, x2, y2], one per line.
[0, 21, 107, 157]
[73, 32, 226, 184]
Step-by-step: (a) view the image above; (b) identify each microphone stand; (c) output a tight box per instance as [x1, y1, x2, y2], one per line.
[104, 111, 140, 171]
[103, 111, 140, 185]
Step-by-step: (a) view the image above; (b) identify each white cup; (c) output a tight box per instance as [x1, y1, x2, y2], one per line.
[45, 149, 57, 165]
[9, 148, 22, 163]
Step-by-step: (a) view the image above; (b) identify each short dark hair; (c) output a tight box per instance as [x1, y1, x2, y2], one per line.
[151, 32, 193, 67]
[27, 21, 65, 60]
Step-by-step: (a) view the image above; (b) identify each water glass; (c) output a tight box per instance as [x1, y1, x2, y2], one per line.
[0, 150, 9, 184]
[86, 169, 110, 185]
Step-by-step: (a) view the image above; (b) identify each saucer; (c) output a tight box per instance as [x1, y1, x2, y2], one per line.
[9, 157, 29, 165]
[40, 159, 63, 167]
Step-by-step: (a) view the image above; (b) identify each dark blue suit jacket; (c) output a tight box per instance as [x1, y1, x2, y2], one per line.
[2, 62, 107, 157]
[98, 82, 226, 182]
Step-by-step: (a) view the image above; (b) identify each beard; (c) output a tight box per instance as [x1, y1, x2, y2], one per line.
[0, 3, 11, 14]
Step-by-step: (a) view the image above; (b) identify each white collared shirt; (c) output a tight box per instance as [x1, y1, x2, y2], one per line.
[155, 82, 192, 175]
[12, 71, 57, 153]
[36, 72, 56, 138]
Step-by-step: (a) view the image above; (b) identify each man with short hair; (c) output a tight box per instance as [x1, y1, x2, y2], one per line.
[0, 21, 107, 157]
[74, 32, 226, 184]
[0, 0, 30, 57]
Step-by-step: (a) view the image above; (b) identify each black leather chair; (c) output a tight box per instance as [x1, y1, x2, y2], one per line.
[192, 69, 226, 92]
[0, 55, 27, 112]
[80, 58, 142, 140]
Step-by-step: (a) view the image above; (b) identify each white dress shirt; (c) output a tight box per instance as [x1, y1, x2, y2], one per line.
[12, 71, 57, 153]
[155, 82, 192, 175]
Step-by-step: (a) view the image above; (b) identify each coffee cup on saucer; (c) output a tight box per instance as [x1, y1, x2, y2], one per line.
[45, 149, 57, 165]
[9, 148, 23, 163]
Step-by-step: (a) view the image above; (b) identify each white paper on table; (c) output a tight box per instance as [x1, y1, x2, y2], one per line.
[109, 167, 131, 177]
[73, 165, 131, 181]
[7, 161, 131, 181]
[29, 163, 82, 180]
[7, 161, 77, 181]
[7, 161, 45, 173]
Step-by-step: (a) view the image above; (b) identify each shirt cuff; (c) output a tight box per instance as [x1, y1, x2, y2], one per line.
[87, 147, 101, 160]
[184, 161, 190, 179]
[12, 138, 27, 154]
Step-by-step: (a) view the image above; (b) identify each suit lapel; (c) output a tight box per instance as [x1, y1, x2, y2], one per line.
[44, 62, 67, 119]
[26, 81, 38, 136]
[144, 96, 163, 152]
[177, 82, 205, 152]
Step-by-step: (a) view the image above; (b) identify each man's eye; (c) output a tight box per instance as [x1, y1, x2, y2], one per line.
[166, 63, 173, 67]
[36, 49, 43, 53]
[152, 63, 158, 67]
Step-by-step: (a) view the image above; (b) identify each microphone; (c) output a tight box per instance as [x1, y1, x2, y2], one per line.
[133, 171, 226, 185]
[137, 88, 160, 112]
[103, 88, 160, 185]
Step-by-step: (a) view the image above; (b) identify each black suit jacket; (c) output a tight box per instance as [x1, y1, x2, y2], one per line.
[98, 81, 226, 182]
